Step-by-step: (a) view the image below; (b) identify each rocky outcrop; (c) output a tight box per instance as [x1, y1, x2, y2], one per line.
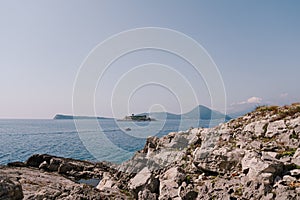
[2, 103, 300, 199]
[23, 154, 116, 181]
[98, 103, 300, 199]
[2, 155, 132, 199]
[0, 176, 23, 200]
[158, 167, 186, 200]
[0, 166, 126, 199]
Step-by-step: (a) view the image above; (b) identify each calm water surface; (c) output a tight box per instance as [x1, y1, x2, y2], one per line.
[0, 119, 221, 165]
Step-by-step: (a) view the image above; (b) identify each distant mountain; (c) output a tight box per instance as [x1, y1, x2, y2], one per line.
[53, 114, 111, 120]
[182, 105, 231, 120]
[146, 112, 181, 120]
[140, 105, 231, 121]
[54, 105, 231, 121]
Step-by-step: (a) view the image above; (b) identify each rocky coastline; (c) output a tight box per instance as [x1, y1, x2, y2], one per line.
[1, 103, 300, 199]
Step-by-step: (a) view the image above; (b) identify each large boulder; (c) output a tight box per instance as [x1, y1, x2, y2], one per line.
[48, 158, 63, 171]
[26, 154, 52, 168]
[266, 120, 287, 138]
[128, 167, 152, 191]
[0, 166, 127, 199]
[118, 132, 188, 174]
[159, 167, 186, 200]
[243, 120, 268, 137]
[0, 177, 23, 200]
[159, 132, 190, 149]
[242, 151, 284, 184]
[193, 146, 244, 174]
[96, 172, 117, 190]
[138, 189, 157, 200]
[128, 167, 158, 198]
[179, 183, 198, 200]
[24, 154, 105, 181]
[292, 148, 300, 166]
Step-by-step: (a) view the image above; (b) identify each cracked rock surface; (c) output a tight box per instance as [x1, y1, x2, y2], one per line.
[1, 103, 300, 199]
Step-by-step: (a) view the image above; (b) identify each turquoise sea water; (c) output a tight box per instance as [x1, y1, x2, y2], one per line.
[0, 119, 222, 165]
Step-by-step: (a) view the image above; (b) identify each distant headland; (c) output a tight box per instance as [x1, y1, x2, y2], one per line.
[53, 114, 111, 120]
[53, 105, 233, 121]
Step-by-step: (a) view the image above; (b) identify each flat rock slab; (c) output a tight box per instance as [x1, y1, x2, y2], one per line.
[0, 166, 127, 199]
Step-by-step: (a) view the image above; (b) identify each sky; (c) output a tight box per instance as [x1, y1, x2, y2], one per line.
[0, 0, 299, 119]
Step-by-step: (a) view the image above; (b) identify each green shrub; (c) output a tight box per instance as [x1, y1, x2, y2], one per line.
[255, 105, 279, 113]
[290, 130, 298, 139]
[277, 148, 297, 158]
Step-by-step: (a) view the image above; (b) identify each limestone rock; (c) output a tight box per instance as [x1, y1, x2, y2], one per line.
[128, 167, 151, 191]
[127, 167, 159, 198]
[159, 167, 186, 200]
[243, 120, 268, 137]
[0, 177, 23, 200]
[26, 154, 52, 168]
[48, 158, 62, 171]
[138, 189, 157, 200]
[290, 169, 300, 177]
[0, 166, 130, 199]
[266, 120, 286, 138]
[283, 175, 297, 183]
[194, 146, 244, 174]
[179, 183, 198, 200]
[7, 162, 26, 168]
[118, 131, 189, 174]
[38, 161, 48, 170]
[3, 103, 300, 200]
[24, 154, 107, 180]
[242, 151, 283, 182]
[97, 172, 117, 190]
[292, 148, 300, 166]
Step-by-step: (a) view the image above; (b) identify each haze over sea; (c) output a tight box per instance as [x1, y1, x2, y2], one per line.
[0, 118, 222, 165]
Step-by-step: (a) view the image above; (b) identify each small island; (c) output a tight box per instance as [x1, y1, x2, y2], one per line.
[120, 114, 154, 121]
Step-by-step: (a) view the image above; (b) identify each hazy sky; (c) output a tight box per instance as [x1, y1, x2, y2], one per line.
[0, 0, 299, 119]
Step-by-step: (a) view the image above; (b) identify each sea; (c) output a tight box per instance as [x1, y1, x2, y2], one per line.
[0, 119, 223, 165]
